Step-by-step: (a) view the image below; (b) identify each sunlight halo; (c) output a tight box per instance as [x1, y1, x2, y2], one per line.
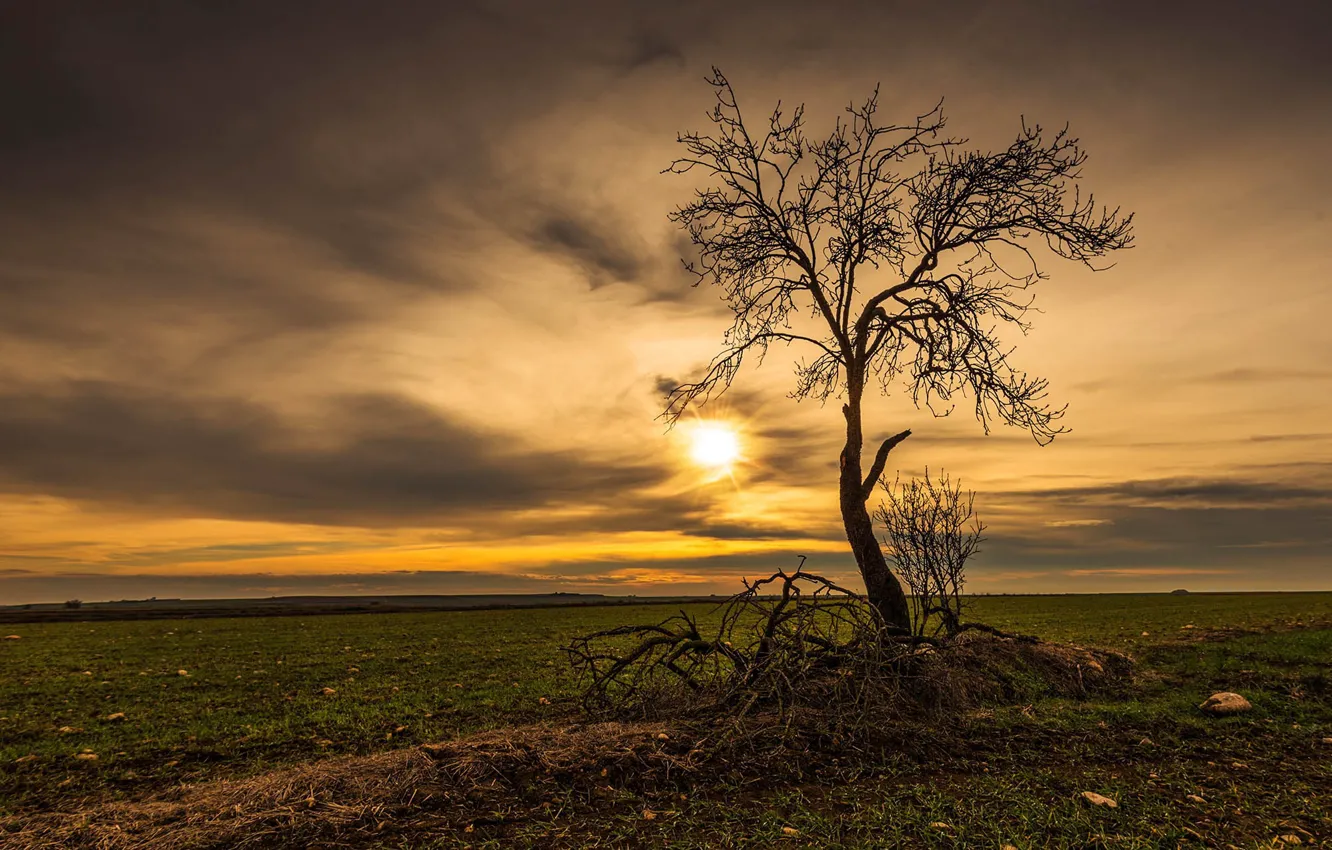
[690, 423, 741, 470]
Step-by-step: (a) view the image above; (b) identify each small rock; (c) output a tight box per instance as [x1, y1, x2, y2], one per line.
[103, 712, 126, 722]
[1140, 631, 1149, 636]
[320, 687, 336, 695]
[74, 752, 98, 761]
[1198, 692, 1252, 716]
[1181, 624, 1196, 629]
[781, 826, 800, 836]
[1186, 794, 1206, 803]
[538, 697, 551, 705]
[3, 635, 20, 640]
[1080, 791, 1118, 808]
[1321, 737, 1332, 745]
[656, 732, 670, 741]
[176, 669, 189, 677]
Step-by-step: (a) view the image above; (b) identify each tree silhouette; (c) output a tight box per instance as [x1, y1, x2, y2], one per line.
[663, 69, 1133, 630]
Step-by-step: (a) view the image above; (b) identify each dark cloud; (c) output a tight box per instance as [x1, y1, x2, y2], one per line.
[0, 551, 854, 605]
[1006, 477, 1332, 509]
[1248, 433, 1332, 444]
[5, 0, 1328, 363]
[680, 522, 824, 541]
[619, 30, 687, 75]
[975, 476, 1332, 579]
[0, 569, 571, 604]
[1201, 369, 1332, 384]
[0, 382, 673, 527]
[532, 215, 646, 287]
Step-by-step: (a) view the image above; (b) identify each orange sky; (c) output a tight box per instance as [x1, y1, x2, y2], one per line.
[2, 0, 1330, 603]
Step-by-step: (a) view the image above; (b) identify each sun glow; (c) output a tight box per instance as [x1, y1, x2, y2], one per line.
[689, 423, 741, 470]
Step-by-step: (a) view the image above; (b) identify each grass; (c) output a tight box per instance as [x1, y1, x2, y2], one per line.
[2, 592, 1330, 847]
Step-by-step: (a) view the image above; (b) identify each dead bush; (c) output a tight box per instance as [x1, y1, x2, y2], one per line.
[875, 468, 983, 638]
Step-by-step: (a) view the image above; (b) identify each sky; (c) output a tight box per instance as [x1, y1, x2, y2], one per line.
[2, 0, 1330, 604]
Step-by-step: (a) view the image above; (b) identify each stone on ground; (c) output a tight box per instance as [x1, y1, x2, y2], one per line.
[1198, 692, 1252, 716]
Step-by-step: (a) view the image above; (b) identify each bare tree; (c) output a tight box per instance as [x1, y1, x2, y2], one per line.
[662, 69, 1133, 631]
[875, 469, 984, 638]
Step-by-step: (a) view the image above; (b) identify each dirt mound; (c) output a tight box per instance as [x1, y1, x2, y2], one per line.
[907, 631, 1134, 709]
[3, 722, 698, 849]
[6, 747, 436, 849]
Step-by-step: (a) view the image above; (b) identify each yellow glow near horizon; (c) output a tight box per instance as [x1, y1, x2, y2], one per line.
[690, 423, 741, 470]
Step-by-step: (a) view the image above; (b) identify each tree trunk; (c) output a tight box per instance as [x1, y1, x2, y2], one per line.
[839, 396, 912, 632]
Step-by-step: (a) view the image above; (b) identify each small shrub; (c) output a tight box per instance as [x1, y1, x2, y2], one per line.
[875, 469, 984, 638]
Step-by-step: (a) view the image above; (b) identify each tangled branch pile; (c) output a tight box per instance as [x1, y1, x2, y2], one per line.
[566, 565, 1130, 732]
[567, 566, 895, 719]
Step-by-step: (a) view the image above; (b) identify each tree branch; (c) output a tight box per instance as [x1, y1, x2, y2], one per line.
[861, 428, 912, 499]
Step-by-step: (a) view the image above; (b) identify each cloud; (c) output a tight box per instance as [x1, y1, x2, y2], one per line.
[1200, 369, 1332, 384]
[1044, 519, 1113, 527]
[679, 522, 823, 541]
[530, 215, 647, 287]
[972, 475, 1332, 588]
[0, 381, 676, 528]
[0, 549, 843, 604]
[1063, 568, 1241, 577]
[1009, 477, 1332, 510]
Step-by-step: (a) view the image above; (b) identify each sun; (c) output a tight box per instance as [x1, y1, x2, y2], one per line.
[690, 423, 741, 470]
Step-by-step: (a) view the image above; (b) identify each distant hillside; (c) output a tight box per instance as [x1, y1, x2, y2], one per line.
[0, 593, 723, 623]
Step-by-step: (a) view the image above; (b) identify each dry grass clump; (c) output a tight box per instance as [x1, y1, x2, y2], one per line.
[4, 722, 716, 849]
[7, 747, 437, 849]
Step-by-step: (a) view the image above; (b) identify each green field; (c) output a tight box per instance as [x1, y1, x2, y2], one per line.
[2, 593, 1330, 847]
